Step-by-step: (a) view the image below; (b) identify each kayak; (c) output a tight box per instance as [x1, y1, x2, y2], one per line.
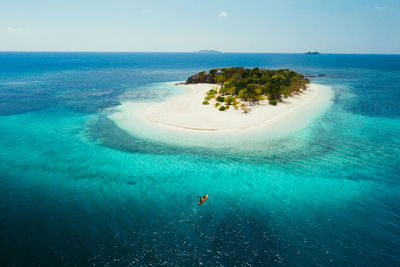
[198, 195, 208, 205]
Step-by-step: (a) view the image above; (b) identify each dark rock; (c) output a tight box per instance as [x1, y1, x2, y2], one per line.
[186, 71, 215, 84]
[304, 73, 326, 78]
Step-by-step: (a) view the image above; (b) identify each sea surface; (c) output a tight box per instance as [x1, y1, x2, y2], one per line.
[0, 52, 399, 266]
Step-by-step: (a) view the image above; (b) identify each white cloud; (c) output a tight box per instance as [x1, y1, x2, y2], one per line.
[218, 11, 228, 17]
[140, 9, 155, 15]
[5, 26, 18, 32]
[0, 26, 21, 34]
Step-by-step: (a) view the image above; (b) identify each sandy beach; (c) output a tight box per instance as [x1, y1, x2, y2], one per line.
[141, 83, 321, 132]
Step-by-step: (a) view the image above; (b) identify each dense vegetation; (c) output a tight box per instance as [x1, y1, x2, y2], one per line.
[187, 67, 310, 107]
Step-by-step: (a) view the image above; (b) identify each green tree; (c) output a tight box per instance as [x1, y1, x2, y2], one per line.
[224, 96, 236, 105]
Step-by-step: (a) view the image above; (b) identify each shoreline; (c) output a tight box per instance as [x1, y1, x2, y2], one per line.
[140, 83, 321, 133]
[108, 81, 333, 147]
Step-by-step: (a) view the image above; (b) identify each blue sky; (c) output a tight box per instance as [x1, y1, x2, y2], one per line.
[0, 0, 399, 53]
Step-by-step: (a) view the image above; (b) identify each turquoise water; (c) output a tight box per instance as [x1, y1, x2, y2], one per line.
[0, 53, 399, 265]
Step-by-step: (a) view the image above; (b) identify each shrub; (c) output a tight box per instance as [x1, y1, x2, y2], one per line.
[225, 105, 230, 109]
[202, 100, 209, 105]
[214, 103, 221, 108]
[204, 96, 211, 100]
[281, 86, 291, 98]
[224, 96, 236, 105]
[208, 94, 216, 99]
[216, 96, 225, 102]
[207, 89, 217, 95]
[219, 106, 226, 111]
[269, 99, 277, 105]
[218, 87, 228, 95]
[234, 105, 239, 110]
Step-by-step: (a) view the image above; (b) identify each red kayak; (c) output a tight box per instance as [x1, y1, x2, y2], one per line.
[198, 195, 209, 205]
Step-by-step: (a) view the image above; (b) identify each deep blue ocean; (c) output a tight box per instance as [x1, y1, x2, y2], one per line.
[0, 52, 399, 266]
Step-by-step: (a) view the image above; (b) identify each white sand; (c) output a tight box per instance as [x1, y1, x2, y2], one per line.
[141, 83, 321, 132]
[108, 82, 333, 148]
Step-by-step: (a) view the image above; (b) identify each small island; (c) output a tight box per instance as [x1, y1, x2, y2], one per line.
[112, 67, 329, 132]
[197, 50, 223, 53]
[305, 51, 320, 55]
[186, 67, 310, 112]
[123, 67, 326, 132]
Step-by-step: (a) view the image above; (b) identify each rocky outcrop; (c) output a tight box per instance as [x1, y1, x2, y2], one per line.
[304, 73, 326, 78]
[186, 71, 215, 84]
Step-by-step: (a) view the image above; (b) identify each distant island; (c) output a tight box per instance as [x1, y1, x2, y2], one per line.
[197, 50, 223, 53]
[305, 51, 320, 55]
[186, 67, 310, 111]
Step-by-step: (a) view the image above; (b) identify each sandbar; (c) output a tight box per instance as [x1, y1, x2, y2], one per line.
[141, 83, 321, 132]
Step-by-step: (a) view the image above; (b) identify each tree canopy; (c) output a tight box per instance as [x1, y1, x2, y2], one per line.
[187, 67, 310, 104]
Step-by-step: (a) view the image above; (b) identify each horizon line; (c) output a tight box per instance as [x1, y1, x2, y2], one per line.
[0, 50, 399, 55]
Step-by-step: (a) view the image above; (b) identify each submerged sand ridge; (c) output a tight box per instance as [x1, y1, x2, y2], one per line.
[142, 83, 321, 132]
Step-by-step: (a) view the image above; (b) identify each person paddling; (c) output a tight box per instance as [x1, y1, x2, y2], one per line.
[198, 195, 209, 205]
